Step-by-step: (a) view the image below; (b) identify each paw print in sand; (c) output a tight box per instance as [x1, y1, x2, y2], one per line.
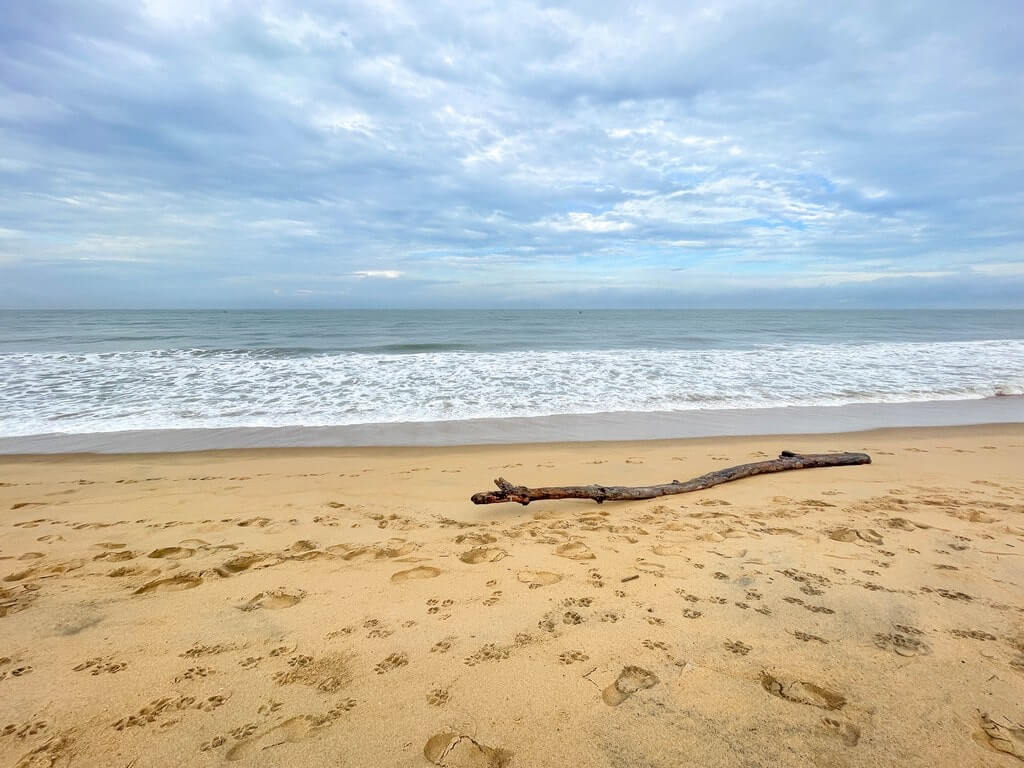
[427, 688, 450, 707]
[724, 640, 751, 656]
[173, 665, 214, 682]
[430, 637, 456, 654]
[558, 650, 589, 665]
[374, 652, 408, 674]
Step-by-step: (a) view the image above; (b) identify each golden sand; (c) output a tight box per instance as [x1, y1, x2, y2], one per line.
[1, 424, 1023, 767]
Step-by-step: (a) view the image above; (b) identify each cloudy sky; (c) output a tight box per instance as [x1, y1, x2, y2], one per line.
[2, 0, 1022, 308]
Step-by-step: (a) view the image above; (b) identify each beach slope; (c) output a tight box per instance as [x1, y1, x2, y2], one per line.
[1, 424, 1023, 767]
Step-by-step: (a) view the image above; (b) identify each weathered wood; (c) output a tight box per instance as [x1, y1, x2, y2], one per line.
[470, 450, 871, 505]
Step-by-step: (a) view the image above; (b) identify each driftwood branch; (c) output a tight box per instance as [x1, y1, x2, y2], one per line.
[470, 450, 871, 505]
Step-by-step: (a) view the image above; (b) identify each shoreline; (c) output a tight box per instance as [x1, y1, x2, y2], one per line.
[0, 421, 1019, 463]
[1, 395, 1022, 454]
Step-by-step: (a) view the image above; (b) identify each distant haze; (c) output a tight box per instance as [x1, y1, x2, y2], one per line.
[1, 1, 1023, 308]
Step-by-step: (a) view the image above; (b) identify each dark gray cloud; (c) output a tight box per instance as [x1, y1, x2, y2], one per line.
[1, 0, 1022, 307]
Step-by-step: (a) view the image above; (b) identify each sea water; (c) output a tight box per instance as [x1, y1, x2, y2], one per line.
[1, 310, 1022, 441]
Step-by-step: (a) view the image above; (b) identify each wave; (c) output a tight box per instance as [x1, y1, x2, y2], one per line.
[0, 340, 1022, 436]
[341, 342, 481, 354]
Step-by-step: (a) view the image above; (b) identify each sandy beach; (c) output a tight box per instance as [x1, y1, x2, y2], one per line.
[1, 423, 1023, 767]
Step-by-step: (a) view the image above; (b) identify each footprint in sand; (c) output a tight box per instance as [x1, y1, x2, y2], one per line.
[239, 589, 305, 611]
[391, 566, 442, 582]
[516, 570, 562, 588]
[328, 539, 418, 561]
[635, 560, 666, 577]
[454, 533, 497, 545]
[218, 552, 275, 575]
[874, 632, 931, 657]
[760, 671, 846, 710]
[978, 713, 1024, 760]
[820, 717, 861, 746]
[4, 560, 84, 582]
[226, 716, 320, 761]
[458, 547, 507, 565]
[651, 543, 688, 557]
[602, 666, 660, 706]
[133, 573, 203, 595]
[828, 528, 883, 545]
[858, 529, 884, 545]
[798, 499, 835, 509]
[423, 732, 510, 768]
[884, 517, 925, 531]
[554, 541, 595, 560]
[93, 550, 136, 562]
[107, 566, 149, 578]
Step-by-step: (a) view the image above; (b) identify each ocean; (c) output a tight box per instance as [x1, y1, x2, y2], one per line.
[1, 309, 1022, 448]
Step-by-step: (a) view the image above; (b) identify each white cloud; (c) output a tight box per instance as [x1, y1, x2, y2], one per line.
[350, 270, 403, 279]
[787, 270, 957, 287]
[663, 240, 708, 248]
[248, 219, 320, 238]
[544, 212, 634, 233]
[311, 108, 376, 137]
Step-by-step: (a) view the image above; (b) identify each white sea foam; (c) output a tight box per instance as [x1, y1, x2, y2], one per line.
[0, 340, 1022, 436]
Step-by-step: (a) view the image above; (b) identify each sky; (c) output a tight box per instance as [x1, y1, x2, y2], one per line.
[1, 0, 1023, 309]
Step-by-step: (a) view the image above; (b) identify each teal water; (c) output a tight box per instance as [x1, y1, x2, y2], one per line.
[1, 309, 1022, 353]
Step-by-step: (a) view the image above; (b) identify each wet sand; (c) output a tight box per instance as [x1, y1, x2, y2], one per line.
[2, 396, 1022, 454]
[1, 424, 1023, 767]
